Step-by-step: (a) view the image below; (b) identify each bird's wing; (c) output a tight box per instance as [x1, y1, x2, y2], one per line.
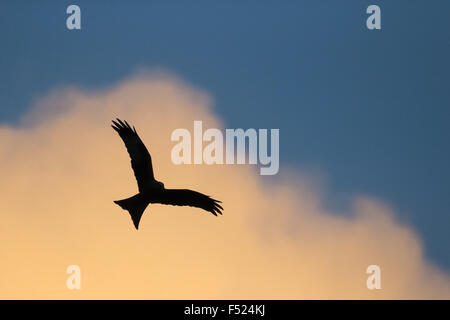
[112, 119, 155, 192]
[157, 189, 223, 216]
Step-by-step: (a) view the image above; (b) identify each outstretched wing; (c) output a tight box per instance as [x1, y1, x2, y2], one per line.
[112, 119, 155, 192]
[156, 189, 223, 216]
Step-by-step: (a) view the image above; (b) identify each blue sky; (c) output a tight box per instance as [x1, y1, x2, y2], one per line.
[1, 1, 449, 270]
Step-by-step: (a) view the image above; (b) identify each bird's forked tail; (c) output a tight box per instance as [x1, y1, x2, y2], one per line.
[114, 194, 149, 229]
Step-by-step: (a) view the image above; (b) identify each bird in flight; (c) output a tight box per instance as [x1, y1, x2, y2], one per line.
[112, 119, 223, 229]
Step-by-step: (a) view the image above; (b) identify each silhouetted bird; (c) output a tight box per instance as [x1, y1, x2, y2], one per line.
[112, 119, 223, 229]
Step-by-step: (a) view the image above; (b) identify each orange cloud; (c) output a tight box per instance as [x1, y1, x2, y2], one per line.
[0, 72, 449, 299]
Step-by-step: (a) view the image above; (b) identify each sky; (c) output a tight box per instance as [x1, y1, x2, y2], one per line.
[0, 1, 449, 298]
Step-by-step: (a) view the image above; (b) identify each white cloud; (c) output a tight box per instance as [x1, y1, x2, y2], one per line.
[0, 72, 448, 299]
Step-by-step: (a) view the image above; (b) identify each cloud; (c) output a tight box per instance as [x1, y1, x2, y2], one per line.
[0, 72, 449, 299]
